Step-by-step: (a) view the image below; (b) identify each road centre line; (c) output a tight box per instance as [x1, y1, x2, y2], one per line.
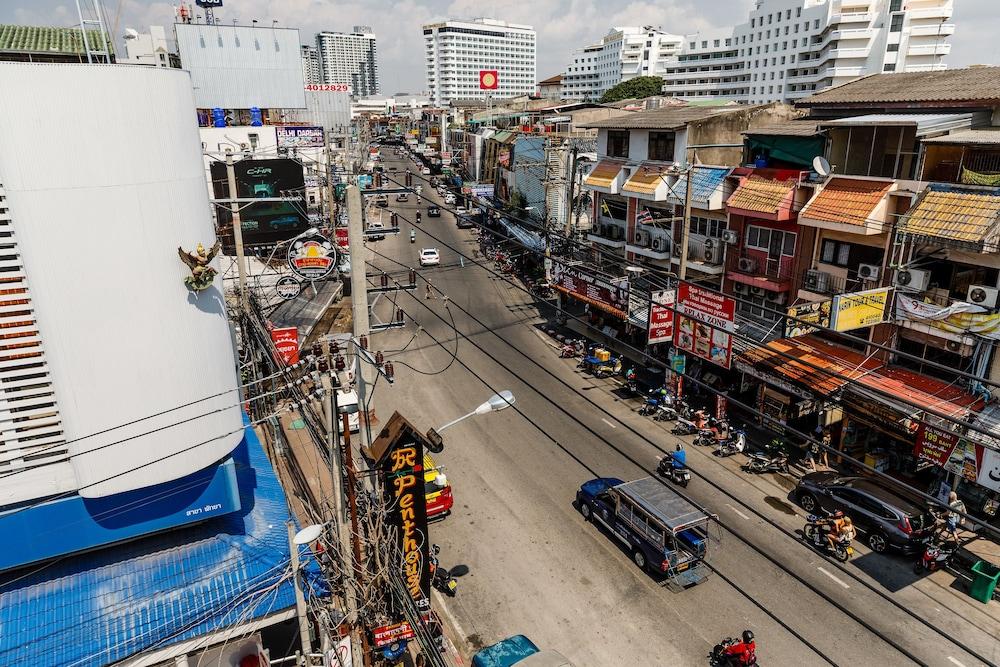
[817, 566, 850, 589]
[946, 657, 967, 667]
[601, 418, 617, 429]
[725, 503, 751, 520]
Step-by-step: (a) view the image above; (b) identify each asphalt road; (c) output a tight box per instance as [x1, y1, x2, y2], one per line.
[362, 149, 999, 667]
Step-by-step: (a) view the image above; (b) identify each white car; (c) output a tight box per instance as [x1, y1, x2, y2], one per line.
[367, 220, 385, 240]
[444, 193, 457, 205]
[419, 248, 440, 266]
[421, 167, 431, 175]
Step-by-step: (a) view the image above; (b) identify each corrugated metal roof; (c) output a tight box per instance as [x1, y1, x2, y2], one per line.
[923, 128, 1000, 145]
[798, 66, 1000, 107]
[0, 24, 111, 55]
[583, 159, 626, 188]
[726, 175, 797, 213]
[898, 184, 1000, 248]
[669, 166, 731, 205]
[0, 422, 325, 666]
[743, 120, 822, 137]
[800, 177, 893, 227]
[579, 105, 744, 130]
[819, 113, 980, 137]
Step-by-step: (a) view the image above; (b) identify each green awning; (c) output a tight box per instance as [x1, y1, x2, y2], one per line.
[747, 135, 824, 169]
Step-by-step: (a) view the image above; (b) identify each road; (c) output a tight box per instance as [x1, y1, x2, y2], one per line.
[362, 149, 999, 667]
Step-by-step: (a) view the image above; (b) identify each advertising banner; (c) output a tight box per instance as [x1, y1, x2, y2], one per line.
[831, 287, 891, 332]
[269, 327, 299, 366]
[785, 299, 831, 338]
[914, 423, 961, 467]
[647, 289, 676, 345]
[211, 158, 308, 248]
[276, 125, 324, 148]
[373, 622, 416, 648]
[674, 283, 735, 369]
[977, 446, 1000, 493]
[551, 262, 628, 319]
[335, 227, 349, 248]
[896, 295, 1000, 341]
[479, 70, 499, 90]
[287, 234, 337, 281]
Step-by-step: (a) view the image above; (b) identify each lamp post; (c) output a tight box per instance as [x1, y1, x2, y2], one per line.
[426, 390, 516, 450]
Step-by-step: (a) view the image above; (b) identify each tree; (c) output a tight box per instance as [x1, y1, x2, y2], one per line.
[599, 76, 664, 104]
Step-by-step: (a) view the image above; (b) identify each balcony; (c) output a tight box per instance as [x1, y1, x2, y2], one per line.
[587, 217, 627, 249]
[795, 268, 863, 300]
[907, 5, 953, 20]
[907, 43, 951, 56]
[625, 229, 673, 260]
[727, 251, 794, 292]
[909, 22, 955, 37]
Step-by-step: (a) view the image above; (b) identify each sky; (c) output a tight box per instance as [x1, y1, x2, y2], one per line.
[3, 0, 997, 94]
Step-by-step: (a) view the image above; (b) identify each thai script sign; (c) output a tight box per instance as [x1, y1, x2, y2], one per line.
[674, 283, 735, 369]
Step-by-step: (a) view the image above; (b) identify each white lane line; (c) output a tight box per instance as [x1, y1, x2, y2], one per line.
[725, 503, 751, 520]
[433, 589, 469, 644]
[817, 566, 850, 589]
[601, 417, 617, 429]
[946, 657, 967, 667]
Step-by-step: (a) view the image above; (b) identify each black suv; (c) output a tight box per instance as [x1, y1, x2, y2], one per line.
[793, 472, 935, 554]
[427, 205, 441, 217]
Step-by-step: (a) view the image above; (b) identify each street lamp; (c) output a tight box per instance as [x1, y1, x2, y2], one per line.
[293, 523, 326, 545]
[425, 390, 515, 452]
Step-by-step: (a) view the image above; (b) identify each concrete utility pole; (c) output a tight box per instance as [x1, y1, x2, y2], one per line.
[225, 153, 249, 301]
[678, 164, 694, 281]
[287, 521, 312, 657]
[347, 185, 369, 337]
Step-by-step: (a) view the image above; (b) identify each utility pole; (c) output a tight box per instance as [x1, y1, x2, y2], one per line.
[678, 164, 694, 281]
[287, 521, 313, 658]
[565, 145, 578, 238]
[347, 185, 370, 337]
[225, 153, 249, 302]
[341, 414, 369, 667]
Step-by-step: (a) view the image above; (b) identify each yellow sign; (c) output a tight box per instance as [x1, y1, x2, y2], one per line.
[410, 129, 419, 136]
[831, 287, 891, 332]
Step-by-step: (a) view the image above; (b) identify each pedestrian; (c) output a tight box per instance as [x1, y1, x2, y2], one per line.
[945, 491, 966, 543]
[805, 438, 820, 472]
[820, 428, 831, 468]
[425, 279, 434, 300]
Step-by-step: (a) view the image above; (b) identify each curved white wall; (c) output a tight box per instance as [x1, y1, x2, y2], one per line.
[0, 63, 243, 499]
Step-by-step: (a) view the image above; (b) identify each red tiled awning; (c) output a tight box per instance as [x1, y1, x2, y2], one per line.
[800, 177, 893, 228]
[726, 175, 797, 215]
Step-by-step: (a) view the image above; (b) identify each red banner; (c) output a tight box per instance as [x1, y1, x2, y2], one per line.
[335, 227, 349, 248]
[914, 423, 960, 466]
[373, 621, 416, 648]
[674, 283, 735, 369]
[270, 327, 299, 366]
[479, 70, 499, 90]
[552, 262, 628, 319]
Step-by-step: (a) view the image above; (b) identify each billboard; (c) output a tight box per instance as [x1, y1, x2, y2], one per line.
[551, 262, 628, 319]
[831, 287, 890, 332]
[674, 283, 735, 369]
[647, 290, 676, 345]
[276, 125, 324, 148]
[211, 158, 309, 248]
[785, 300, 831, 338]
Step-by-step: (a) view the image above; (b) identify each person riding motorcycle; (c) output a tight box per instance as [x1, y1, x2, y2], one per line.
[721, 631, 756, 666]
[814, 511, 854, 550]
[671, 443, 687, 470]
[415, 211, 422, 223]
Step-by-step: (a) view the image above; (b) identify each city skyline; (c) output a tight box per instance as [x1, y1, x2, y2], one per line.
[2, 0, 995, 95]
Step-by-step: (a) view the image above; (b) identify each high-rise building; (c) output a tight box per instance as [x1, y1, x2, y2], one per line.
[423, 19, 536, 106]
[562, 27, 683, 101]
[316, 27, 379, 97]
[301, 43, 321, 84]
[658, 0, 953, 103]
[122, 25, 173, 67]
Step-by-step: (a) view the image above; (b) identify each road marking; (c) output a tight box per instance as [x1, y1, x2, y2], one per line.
[725, 503, 751, 520]
[946, 657, 967, 667]
[817, 566, 850, 589]
[601, 417, 617, 428]
[433, 588, 469, 645]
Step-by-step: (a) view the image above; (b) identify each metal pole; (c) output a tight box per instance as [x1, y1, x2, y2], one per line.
[341, 415, 370, 667]
[678, 165, 694, 281]
[226, 153, 250, 301]
[287, 521, 313, 658]
[321, 372, 342, 529]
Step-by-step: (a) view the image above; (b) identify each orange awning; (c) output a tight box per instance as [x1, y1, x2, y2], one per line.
[583, 159, 626, 189]
[622, 163, 670, 196]
[800, 177, 892, 227]
[727, 175, 797, 213]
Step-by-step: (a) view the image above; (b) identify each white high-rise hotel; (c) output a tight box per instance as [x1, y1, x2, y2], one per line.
[562, 27, 683, 101]
[316, 27, 380, 97]
[564, 0, 953, 103]
[423, 19, 536, 105]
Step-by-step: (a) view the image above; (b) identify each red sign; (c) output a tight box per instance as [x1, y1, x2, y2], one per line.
[335, 228, 349, 248]
[914, 423, 961, 466]
[270, 327, 299, 366]
[373, 621, 415, 648]
[647, 289, 675, 344]
[716, 394, 728, 421]
[552, 262, 628, 319]
[674, 283, 736, 369]
[479, 70, 499, 90]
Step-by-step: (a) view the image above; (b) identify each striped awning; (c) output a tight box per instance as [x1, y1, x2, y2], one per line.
[898, 184, 1000, 249]
[622, 163, 670, 196]
[583, 159, 627, 189]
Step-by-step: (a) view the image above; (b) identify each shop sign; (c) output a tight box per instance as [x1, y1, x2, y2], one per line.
[674, 283, 735, 369]
[269, 327, 299, 366]
[842, 390, 915, 438]
[276, 125, 324, 148]
[373, 622, 415, 648]
[275, 276, 302, 300]
[648, 290, 676, 344]
[978, 447, 1000, 492]
[288, 234, 337, 281]
[441, 151, 453, 161]
[551, 262, 628, 319]
[732, 360, 814, 400]
[831, 287, 891, 332]
[335, 227, 349, 248]
[785, 300, 831, 338]
[716, 394, 728, 421]
[914, 423, 961, 467]
[671, 353, 686, 374]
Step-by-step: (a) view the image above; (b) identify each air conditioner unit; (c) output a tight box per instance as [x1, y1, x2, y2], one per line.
[857, 263, 880, 281]
[893, 268, 930, 292]
[703, 247, 721, 264]
[673, 243, 683, 258]
[722, 229, 739, 245]
[738, 257, 758, 273]
[704, 238, 716, 250]
[946, 339, 963, 353]
[610, 226, 621, 240]
[732, 282, 748, 295]
[751, 286, 766, 296]
[766, 291, 788, 305]
[634, 230, 649, 246]
[968, 284, 1000, 308]
[651, 237, 670, 252]
[804, 269, 831, 293]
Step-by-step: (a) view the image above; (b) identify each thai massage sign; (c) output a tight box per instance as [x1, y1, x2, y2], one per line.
[674, 283, 735, 369]
[368, 413, 431, 611]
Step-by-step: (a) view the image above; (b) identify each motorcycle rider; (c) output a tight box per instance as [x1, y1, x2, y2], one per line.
[671, 443, 687, 470]
[814, 510, 853, 550]
[721, 630, 756, 666]
[415, 211, 422, 223]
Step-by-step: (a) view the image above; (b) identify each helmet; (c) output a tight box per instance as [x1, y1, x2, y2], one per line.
[833, 510, 845, 519]
[742, 630, 754, 643]
[676, 444, 683, 451]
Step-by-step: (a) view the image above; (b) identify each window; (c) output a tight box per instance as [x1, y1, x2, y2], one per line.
[648, 131, 676, 161]
[690, 215, 727, 238]
[890, 15, 904, 32]
[884, 64, 896, 72]
[890, 0, 903, 11]
[746, 225, 796, 255]
[607, 130, 629, 158]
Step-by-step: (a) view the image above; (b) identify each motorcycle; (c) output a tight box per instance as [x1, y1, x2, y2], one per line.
[578, 349, 621, 378]
[409, 229, 416, 244]
[710, 637, 757, 666]
[803, 515, 854, 562]
[656, 454, 691, 487]
[559, 339, 584, 358]
[742, 451, 789, 474]
[639, 387, 671, 417]
[913, 536, 958, 574]
[694, 417, 728, 447]
[430, 544, 457, 596]
[671, 417, 699, 436]
[715, 428, 747, 457]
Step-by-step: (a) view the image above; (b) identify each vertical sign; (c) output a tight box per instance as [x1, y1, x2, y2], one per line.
[674, 283, 736, 369]
[647, 289, 676, 344]
[270, 327, 299, 366]
[380, 432, 431, 611]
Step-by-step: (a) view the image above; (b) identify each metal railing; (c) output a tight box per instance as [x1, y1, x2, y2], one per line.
[726, 251, 794, 283]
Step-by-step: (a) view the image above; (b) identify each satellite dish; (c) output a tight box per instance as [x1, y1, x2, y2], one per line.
[812, 155, 831, 176]
[124, 28, 139, 40]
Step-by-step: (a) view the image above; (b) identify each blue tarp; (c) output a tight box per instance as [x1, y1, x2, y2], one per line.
[498, 217, 545, 253]
[0, 418, 326, 666]
[668, 166, 731, 205]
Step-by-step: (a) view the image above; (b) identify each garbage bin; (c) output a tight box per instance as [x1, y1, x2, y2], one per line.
[970, 560, 1000, 603]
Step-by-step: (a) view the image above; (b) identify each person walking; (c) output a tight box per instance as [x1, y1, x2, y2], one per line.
[945, 491, 966, 543]
[805, 437, 820, 472]
[820, 428, 831, 468]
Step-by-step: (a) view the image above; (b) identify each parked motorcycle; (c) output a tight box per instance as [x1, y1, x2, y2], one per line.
[694, 417, 729, 446]
[742, 451, 789, 474]
[803, 515, 854, 562]
[656, 454, 691, 487]
[639, 387, 671, 417]
[715, 428, 747, 457]
[671, 417, 699, 436]
[430, 544, 457, 596]
[913, 536, 958, 575]
[559, 340, 584, 358]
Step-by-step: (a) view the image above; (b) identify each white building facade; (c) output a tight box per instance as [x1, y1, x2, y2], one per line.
[122, 25, 171, 67]
[316, 27, 379, 97]
[423, 19, 536, 106]
[660, 0, 953, 103]
[300, 43, 321, 84]
[562, 27, 683, 101]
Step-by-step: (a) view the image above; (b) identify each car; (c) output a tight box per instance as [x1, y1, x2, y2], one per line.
[421, 167, 431, 175]
[444, 193, 457, 205]
[472, 635, 574, 667]
[427, 205, 441, 217]
[336, 389, 361, 433]
[367, 220, 385, 240]
[456, 214, 475, 229]
[419, 248, 440, 266]
[395, 193, 409, 202]
[423, 453, 453, 519]
[374, 194, 388, 207]
[793, 472, 936, 554]
[387, 165, 398, 172]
